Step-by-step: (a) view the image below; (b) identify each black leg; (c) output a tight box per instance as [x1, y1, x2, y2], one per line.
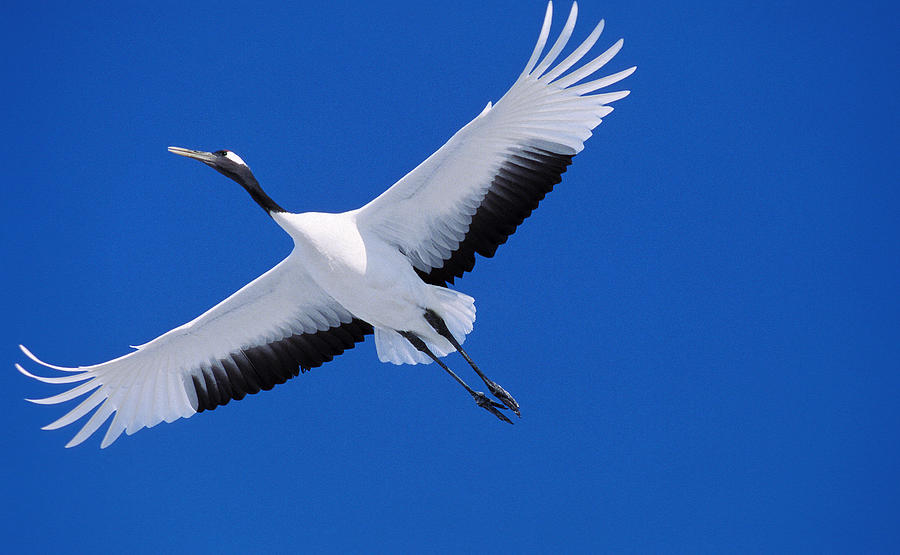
[399, 331, 512, 424]
[423, 309, 521, 416]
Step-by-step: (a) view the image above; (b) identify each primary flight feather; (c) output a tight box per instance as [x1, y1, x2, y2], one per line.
[18, 2, 635, 448]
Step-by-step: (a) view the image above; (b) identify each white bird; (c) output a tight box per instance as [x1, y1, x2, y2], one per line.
[17, 2, 635, 448]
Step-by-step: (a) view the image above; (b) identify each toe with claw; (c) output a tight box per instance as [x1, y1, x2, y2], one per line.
[473, 391, 513, 424]
[484, 379, 521, 417]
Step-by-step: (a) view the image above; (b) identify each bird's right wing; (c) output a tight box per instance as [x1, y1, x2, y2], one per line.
[17, 252, 372, 448]
[355, 2, 634, 285]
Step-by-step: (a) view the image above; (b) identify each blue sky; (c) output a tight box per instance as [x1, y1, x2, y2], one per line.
[2, 0, 898, 552]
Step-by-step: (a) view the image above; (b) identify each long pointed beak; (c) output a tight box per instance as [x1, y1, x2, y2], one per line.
[168, 146, 216, 164]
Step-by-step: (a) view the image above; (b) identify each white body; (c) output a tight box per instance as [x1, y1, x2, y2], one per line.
[275, 210, 474, 363]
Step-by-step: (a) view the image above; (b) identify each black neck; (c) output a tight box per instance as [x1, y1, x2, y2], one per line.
[233, 170, 285, 214]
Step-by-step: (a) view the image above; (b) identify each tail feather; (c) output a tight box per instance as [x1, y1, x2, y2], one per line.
[373, 287, 477, 365]
[374, 328, 432, 365]
[430, 287, 476, 345]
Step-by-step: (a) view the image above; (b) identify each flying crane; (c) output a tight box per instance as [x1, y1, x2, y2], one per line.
[17, 2, 635, 447]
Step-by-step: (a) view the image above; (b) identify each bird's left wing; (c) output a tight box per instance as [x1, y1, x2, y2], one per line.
[355, 3, 634, 285]
[17, 252, 372, 448]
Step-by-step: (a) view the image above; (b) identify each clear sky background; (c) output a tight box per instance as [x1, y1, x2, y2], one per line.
[2, 1, 897, 552]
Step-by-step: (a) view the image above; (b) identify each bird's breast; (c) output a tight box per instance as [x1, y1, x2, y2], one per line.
[281, 212, 368, 275]
[275, 211, 429, 328]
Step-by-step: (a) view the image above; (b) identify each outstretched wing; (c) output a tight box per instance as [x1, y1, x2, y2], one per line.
[18, 252, 372, 448]
[355, 2, 634, 285]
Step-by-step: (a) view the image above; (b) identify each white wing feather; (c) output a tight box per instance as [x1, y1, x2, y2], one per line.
[18, 252, 353, 448]
[356, 2, 634, 276]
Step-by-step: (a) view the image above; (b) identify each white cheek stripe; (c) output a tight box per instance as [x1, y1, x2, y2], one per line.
[224, 151, 247, 165]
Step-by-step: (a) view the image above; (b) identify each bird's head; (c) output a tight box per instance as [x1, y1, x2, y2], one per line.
[167, 146, 253, 184]
[168, 146, 285, 213]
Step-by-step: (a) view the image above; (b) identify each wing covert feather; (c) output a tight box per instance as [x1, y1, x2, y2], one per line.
[19, 253, 371, 448]
[356, 2, 634, 285]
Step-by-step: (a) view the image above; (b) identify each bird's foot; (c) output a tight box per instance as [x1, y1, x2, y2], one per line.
[473, 391, 513, 424]
[484, 379, 521, 417]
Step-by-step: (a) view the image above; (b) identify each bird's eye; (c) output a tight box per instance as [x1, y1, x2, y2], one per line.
[214, 150, 228, 156]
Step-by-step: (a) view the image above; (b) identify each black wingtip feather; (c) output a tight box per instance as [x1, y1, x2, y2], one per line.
[420, 147, 574, 286]
[192, 318, 372, 412]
